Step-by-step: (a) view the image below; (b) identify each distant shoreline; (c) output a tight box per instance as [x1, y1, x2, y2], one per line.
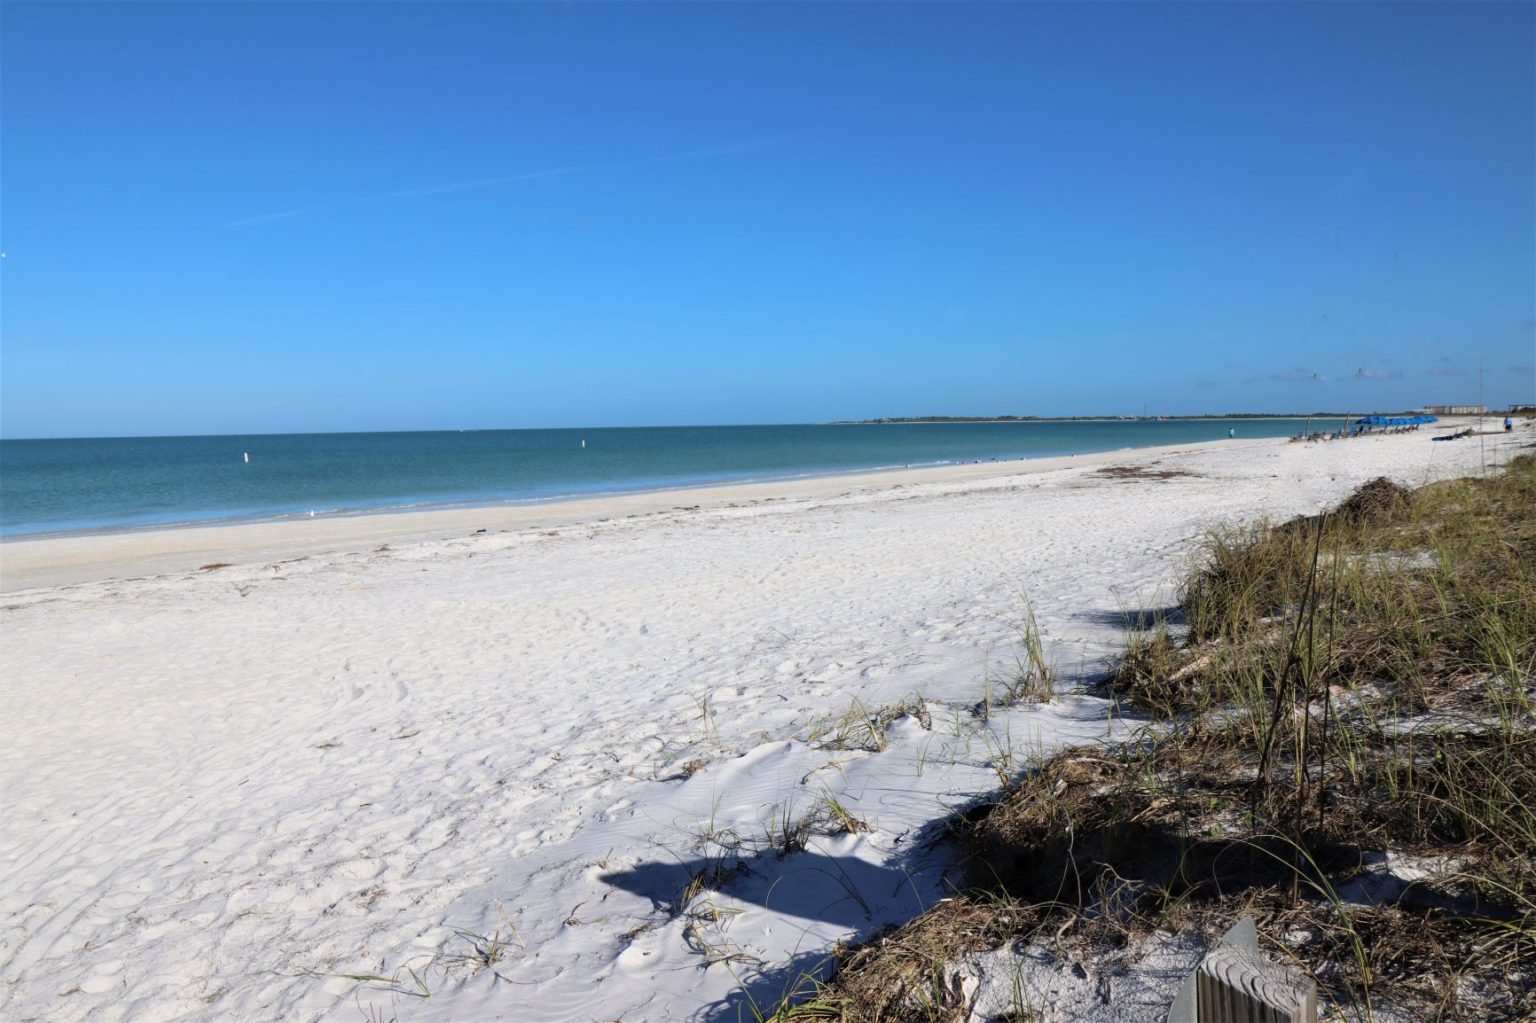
[1, 418, 1487, 591]
[832, 414, 1362, 425]
[4, 414, 1376, 443]
[0, 434, 1285, 590]
[0, 417, 1351, 542]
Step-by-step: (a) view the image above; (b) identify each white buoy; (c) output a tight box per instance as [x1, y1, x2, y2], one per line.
[581, 438, 586, 448]
[243, 452, 250, 463]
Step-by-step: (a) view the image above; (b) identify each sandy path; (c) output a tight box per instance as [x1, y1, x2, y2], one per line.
[1, 427, 1525, 1022]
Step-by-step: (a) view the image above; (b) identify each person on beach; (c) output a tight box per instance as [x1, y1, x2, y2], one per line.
[1507, 416, 1515, 433]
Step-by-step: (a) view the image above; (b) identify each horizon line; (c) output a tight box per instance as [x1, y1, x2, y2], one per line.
[1, 409, 1483, 443]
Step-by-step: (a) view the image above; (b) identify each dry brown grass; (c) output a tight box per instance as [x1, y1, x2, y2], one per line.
[771, 896, 1038, 1023]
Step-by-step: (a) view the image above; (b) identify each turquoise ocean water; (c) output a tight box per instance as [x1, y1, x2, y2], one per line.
[0, 419, 1339, 538]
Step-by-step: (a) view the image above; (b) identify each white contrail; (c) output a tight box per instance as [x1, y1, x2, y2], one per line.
[226, 137, 785, 227]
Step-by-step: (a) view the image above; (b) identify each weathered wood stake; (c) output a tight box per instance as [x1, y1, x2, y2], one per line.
[1168, 918, 1317, 1023]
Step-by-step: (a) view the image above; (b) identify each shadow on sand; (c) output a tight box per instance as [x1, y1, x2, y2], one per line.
[600, 820, 964, 1023]
[1073, 604, 1183, 630]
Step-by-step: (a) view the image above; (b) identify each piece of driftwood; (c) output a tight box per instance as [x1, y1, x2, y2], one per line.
[1168, 917, 1317, 1022]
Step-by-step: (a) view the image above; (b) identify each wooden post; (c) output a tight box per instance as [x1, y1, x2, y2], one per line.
[1168, 918, 1317, 1023]
[1194, 944, 1316, 1022]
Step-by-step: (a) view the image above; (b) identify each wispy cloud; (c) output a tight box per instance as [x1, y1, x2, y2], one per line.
[1508, 364, 1535, 377]
[1427, 366, 1466, 377]
[1245, 368, 1326, 384]
[1354, 368, 1403, 381]
[226, 137, 785, 228]
[225, 209, 306, 228]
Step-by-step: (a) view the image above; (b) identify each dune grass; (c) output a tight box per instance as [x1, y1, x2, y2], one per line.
[766, 454, 1536, 1022]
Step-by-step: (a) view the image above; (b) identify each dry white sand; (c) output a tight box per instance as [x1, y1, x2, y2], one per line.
[1, 425, 1525, 1022]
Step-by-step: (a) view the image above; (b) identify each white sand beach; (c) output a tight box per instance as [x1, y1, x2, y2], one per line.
[1, 425, 1526, 1023]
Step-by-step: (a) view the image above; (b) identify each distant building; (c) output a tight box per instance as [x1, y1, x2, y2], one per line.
[1422, 404, 1486, 415]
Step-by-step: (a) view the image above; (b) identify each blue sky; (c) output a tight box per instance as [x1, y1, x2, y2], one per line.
[2, 1, 1532, 437]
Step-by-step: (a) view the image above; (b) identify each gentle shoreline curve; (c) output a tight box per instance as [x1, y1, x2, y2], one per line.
[0, 435, 1284, 592]
[1, 423, 1523, 1023]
